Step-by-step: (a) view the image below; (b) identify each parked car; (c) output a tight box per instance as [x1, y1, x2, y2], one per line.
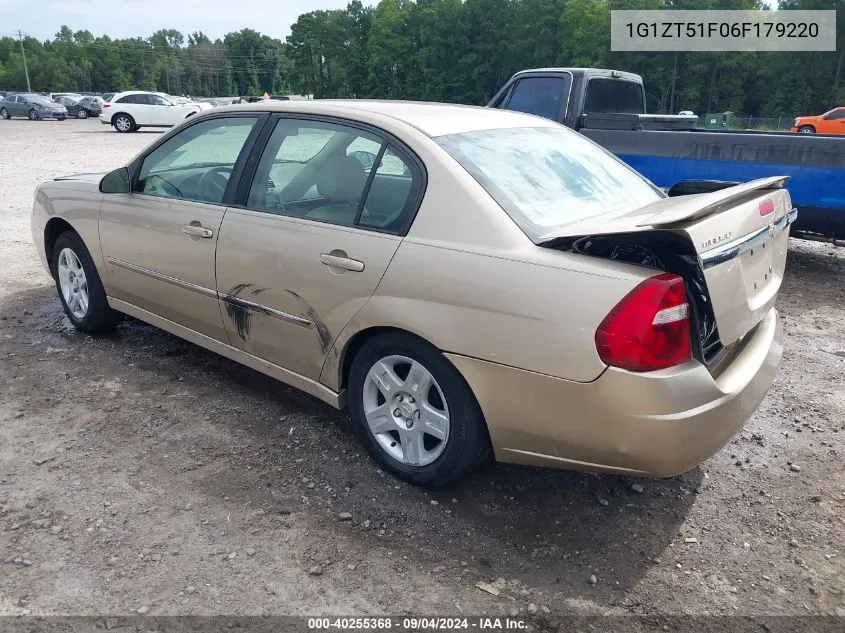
[199, 97, 232, 107]
[55, 95, 102, 119]
[241, 95, 290, 102]
[99, 90, 207, 132]
[791, 107, 845, 135]
[50, 92, 83, 101]
[1, 93, 67, 120]
[32, 101, 791, 487]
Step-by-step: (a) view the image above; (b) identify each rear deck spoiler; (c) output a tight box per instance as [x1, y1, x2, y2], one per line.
[639, 176, 791, 227]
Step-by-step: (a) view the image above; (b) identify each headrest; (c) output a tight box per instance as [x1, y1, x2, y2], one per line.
[316, 155, 367, 202]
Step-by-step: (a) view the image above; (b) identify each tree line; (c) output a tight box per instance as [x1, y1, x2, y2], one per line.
[1, 0, 843, 117]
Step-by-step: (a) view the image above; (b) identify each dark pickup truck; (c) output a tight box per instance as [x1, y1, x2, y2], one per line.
[487, 68, 845, 244]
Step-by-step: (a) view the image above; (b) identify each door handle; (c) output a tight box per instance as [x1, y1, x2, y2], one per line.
[320, 253, 365, 272]
[182, 224, 214, 239]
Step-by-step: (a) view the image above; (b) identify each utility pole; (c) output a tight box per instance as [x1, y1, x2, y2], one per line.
[17, 30, 31, 92]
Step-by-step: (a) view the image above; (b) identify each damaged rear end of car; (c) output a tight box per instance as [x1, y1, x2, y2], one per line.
[539, 176, 795, 379]
[437, 124, 791, 476]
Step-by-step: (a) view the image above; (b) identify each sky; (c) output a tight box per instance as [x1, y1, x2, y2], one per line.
[7, 0, 781, 43]
[6, 0, 371, 43]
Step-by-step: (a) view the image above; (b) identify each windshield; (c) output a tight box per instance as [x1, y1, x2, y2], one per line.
[436, 126, 663, 241]
[30, 96, 54, 106]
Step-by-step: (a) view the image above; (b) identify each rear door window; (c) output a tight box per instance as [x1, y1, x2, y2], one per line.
[504, 76, 570, 121]
[247, 118, 422, 232]
[246, 119, 382, 226]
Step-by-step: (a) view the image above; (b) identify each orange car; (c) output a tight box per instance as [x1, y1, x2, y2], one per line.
[791, 107, 845, 134]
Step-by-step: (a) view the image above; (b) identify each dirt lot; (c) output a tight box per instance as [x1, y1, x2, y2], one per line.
[0, 118, 843, 621]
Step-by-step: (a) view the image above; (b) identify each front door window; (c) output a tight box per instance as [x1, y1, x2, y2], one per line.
[135, 116, 259, 203]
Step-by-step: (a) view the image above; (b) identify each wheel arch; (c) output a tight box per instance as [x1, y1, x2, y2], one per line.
[112, 112, 134, 125]
[335, 325, 484, 423]
[338, 326, 417, 393]
[44, 217, 79, 276]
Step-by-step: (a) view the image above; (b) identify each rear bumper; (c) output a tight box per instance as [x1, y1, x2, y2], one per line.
[446, 308, 783, 477]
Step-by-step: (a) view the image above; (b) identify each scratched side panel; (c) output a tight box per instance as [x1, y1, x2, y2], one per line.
[215, 208, 401, 380]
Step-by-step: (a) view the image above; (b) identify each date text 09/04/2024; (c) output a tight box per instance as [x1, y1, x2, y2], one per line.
[625, 21, 820, 39]
[307, 618, 528, 630]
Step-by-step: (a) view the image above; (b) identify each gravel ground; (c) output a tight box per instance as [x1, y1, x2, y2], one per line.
[0, 118, 843, 620]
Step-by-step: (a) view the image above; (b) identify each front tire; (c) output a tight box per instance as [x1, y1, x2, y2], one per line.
[798, 125, 815, 134]
[28, 108, 39, 121]
[51, 231, 122, 332]
[77, 109, 88, 119]
[0, 107, 9, 119]
[348, 332, 491, 488]
[113, 113, 135, 133]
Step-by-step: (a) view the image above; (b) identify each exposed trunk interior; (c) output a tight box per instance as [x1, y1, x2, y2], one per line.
[548, 231, 730, 371]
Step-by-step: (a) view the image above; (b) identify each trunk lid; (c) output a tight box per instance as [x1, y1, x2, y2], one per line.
[543, 176, 796, 345]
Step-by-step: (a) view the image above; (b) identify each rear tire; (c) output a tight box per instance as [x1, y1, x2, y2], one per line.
[113, 113, 135, 133]
[78, 109, 88, 119]
[51, 231, 122, 332]
[347, 332, 491, 488]
[798, 125, 815, 134]
[0, 107, 9, 119]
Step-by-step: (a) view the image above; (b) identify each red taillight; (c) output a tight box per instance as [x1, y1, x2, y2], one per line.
[759, 199, 774, 216]
[595, 273, 692, 372]
[103, 103, 111, 108]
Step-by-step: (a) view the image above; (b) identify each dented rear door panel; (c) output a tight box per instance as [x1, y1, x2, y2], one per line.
[215, 208, 401, 380]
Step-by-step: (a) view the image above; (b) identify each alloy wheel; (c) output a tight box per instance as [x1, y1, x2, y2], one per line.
[362, 355, 450, 467]
[57, 248, 89, 319]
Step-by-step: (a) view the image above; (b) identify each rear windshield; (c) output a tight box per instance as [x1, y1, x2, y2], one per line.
[583, 78, 645, 114]
[436, 126, 663, 241]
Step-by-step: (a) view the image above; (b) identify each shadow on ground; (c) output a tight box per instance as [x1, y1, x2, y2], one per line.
[2, 284, 707, 605]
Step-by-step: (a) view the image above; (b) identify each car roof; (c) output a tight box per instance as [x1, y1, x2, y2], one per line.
[212, 100, 560, 137]
[114, 90, 158, 96]
[512, 67, 643, 81]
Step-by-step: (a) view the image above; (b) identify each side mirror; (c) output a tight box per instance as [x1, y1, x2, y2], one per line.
[100, 167, 131, 194]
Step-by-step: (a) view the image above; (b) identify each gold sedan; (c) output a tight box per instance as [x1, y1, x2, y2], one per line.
[31, 100, 793, 487]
